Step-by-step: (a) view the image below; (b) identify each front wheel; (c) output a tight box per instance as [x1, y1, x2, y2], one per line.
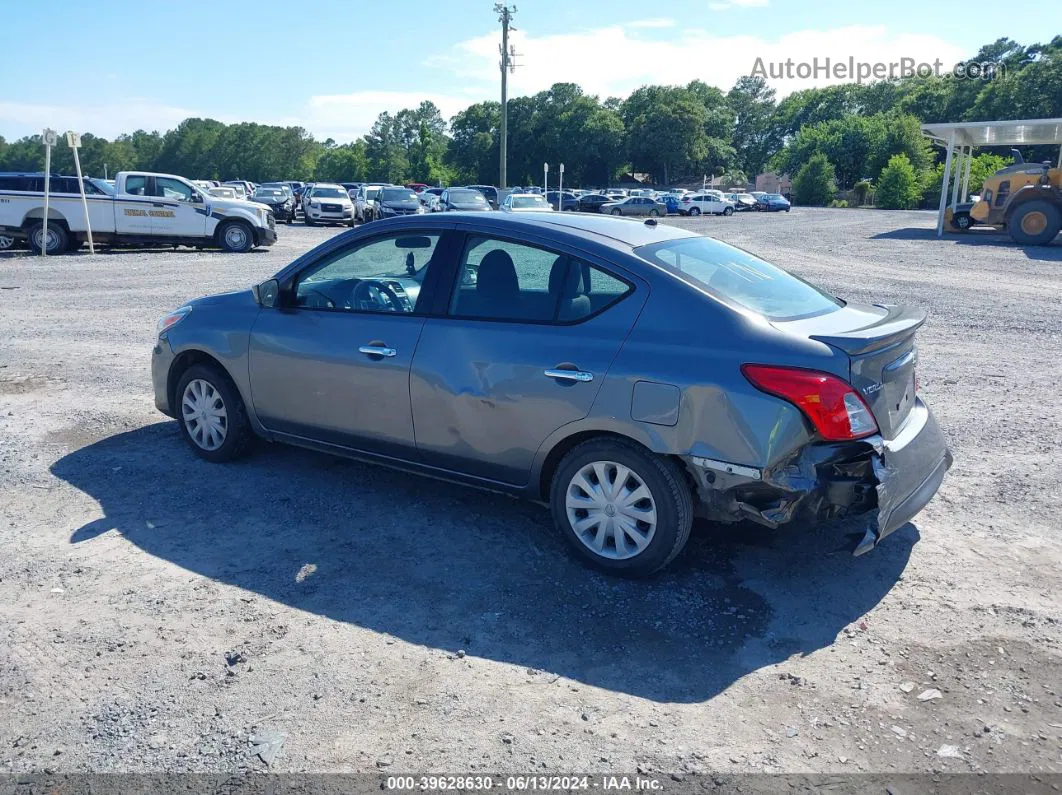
[218, 221, 253, 253]
[951, 213, 973, 231]
[648, 209, 660, 217]
[1008, 200, 1061, 246]
[305, 217, 316, 226]
[27, 221, 68, 255]
[0, 234, 14, 251]
[550, 438, 693, 577]
[688, 207, 701, 216]
[175, 364, 255, 462]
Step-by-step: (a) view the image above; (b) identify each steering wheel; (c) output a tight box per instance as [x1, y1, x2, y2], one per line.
[302, 289, 335, 309]
[351, 279, 403, 312]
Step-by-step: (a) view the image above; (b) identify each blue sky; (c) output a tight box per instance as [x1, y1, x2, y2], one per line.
[0, 0, 1055, 142]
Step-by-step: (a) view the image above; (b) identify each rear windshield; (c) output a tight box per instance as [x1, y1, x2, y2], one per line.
[635, 237, 842, 321]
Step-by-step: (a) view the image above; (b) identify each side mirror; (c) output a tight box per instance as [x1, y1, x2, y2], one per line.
[253, 279, 279, 308]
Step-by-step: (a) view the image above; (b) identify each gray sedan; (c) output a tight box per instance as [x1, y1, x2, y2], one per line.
[152, 213, 951, 576]
[600, 196, 668, 217]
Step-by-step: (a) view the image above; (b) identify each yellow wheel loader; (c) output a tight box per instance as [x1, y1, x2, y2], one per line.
[970, 155, 1062, 245]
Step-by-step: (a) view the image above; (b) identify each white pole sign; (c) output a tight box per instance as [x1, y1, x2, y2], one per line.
[66, 131, 95, 254]
[40, 129, 57, 257]
[543, 162, 548, 196]
[558, 163, 564, 210]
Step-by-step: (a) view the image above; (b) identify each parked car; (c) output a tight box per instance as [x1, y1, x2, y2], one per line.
[440, 188, 492, 212]
[501, 193, 553, 212]
[223, 180, 254, 199]
[303, 183, 355, 226]
[419, 188, 443, 212]
[208, 186, 239, 199]
[683, 194, 735, 217]
[371, 186, 426, 220]
[466, 185, 499, 209]
[600, 196, 667, 217]
[546, 191, 579, 211]
[250, 185, 296, 224]
[725, 193, 758, 212]
[576, 194, 615, 214]
[152, 213, 951, 576]
[757, 193, 792, 212]
[660, 195, 685, 215]
[354, 184, 388, 222]
[406, 183, 430, 193]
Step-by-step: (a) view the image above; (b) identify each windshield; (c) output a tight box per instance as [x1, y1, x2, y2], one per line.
[636, 237, 842, 321]
[253, 188, 286, 198]
[381, 188, 418, 203]
[513, 196, 549, 209]
[768, 194, 786, 200]
[312, 187, 346, 199]
[450, 189, 486, 203]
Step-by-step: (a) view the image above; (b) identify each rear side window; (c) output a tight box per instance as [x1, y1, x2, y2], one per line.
[636, 236, 841, 321]
[449, 235, 630, 323]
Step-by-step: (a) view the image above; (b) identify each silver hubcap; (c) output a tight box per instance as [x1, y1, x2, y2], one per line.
[34, 227, 59, 252]
[0, 234, 13, 250]
[181, 379, 228, 451]
[225, 226, 248, 248]
[566, 461, 657, 560]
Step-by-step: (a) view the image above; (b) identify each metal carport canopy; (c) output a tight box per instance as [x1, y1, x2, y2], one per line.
[921, 117, 1062, 237]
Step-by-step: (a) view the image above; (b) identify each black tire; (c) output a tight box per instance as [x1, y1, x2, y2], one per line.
[305, 217, 316, 226]
[1007, 200, 1061, 246]
[951, 212, 973, 231]
[174, 363, 255, 463]
[550, 437, 694, 577]
[217, 221, 253, 253]
[26, 221, 68, 255]
[723, 206, 734, 216]
[348, 216, 356, 227]
[610, 208, 622, 216]
[689, 207, 701, 216]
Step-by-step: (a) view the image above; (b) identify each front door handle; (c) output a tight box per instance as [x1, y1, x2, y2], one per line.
[544, 368, 593, 382]
[359, 345, 397, 358]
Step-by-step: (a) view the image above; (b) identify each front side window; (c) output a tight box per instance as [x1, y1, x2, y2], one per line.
[294, 233, 440, 313]
[449, 236, 631, 323]
[637, 236, 841, 321]
[155, 177, 194, 201]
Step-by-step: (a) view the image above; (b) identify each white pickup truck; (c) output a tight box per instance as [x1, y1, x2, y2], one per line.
[0, 171, 277, 254]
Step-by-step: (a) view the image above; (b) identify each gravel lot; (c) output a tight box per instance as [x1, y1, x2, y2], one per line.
[1, 209, 1060, 776]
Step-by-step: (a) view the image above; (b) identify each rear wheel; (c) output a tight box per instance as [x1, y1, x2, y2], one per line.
[27, 221, 68, 255]
[1008, 200, 1061, 246]
[723, 206, 734, 216]
[610, 208, 622, 216]
[175, 363, 254, 462]
[218, 221, 253, 253]
[550, 438, 693, 577]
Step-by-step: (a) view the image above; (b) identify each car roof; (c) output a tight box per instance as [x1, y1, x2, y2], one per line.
[373, 210, 696, 248]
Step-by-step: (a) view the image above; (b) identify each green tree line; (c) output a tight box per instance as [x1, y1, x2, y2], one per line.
[0, 36, 1058, 205]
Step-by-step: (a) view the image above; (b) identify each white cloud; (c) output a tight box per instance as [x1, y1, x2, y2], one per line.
[282, 91, 472, 143]
[0, 99, 221, 139]
[710, 0, 769, 9]
[626, 18, 676, 29]
[445, 23, 968, 104]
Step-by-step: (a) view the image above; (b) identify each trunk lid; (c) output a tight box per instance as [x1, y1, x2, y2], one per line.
[773, 303, 924, 439]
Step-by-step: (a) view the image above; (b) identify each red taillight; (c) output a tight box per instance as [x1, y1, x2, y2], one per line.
[741, 364, 879, 441]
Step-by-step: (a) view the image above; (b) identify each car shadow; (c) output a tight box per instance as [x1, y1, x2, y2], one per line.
[52, 423, 917, 704]
[871, 226, 1062, 260]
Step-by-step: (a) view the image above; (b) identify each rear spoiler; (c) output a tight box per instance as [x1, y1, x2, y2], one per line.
[810, 304, 926, 355]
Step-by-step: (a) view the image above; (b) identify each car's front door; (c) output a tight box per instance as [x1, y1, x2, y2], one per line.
[150, 176, 209, 238]
[410, 232, 645, 485]
[248, 229, 454, 457]
[115, 174, 153, 234]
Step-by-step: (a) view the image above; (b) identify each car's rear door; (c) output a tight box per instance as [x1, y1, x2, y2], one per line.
[248, 227, 458, 457]
[409, 230, 646, 485]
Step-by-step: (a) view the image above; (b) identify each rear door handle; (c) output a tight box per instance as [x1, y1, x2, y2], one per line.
[359, 345, 397, 358]
[544, 369, 593, 382]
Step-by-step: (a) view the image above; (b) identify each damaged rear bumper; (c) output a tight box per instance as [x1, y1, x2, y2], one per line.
[684, 399, 952, 555]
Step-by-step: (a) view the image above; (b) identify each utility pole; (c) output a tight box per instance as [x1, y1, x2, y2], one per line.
[495, 4, 518, 189]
